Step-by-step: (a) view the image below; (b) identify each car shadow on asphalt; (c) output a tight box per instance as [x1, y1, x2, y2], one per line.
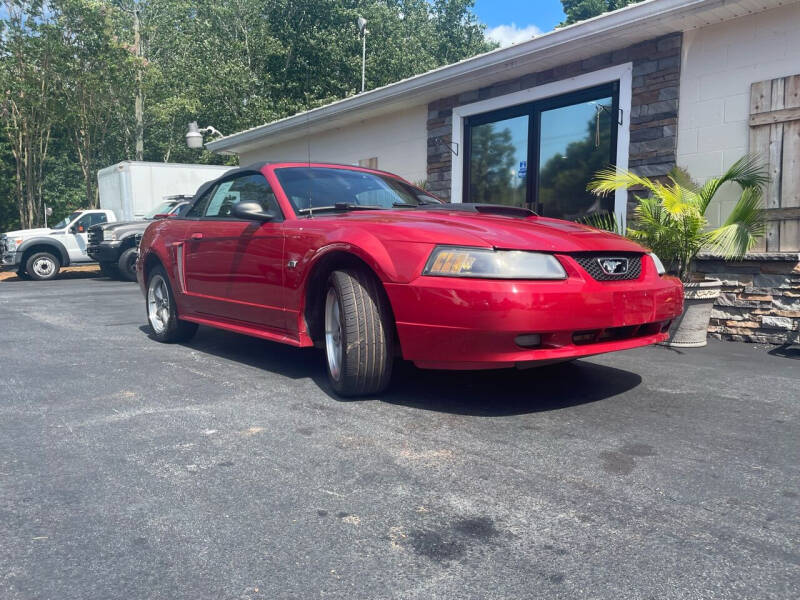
[0, 268, 101, 283]
[154, 325, 643, 417]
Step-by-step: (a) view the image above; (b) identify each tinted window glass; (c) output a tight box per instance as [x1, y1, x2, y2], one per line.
[205, 180, 240, 218]
[228, 173, 281, 216]
[468, 113, 528, 208]
[189, 173, 281, 220]
[274, 167, 435, 212]
[144, 201, 176, 219]
[184, 186, 216, 219]
[74, 212, 107, 232]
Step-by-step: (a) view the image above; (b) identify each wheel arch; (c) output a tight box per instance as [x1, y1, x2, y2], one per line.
[141, 249, 166, 284]
[18, 238, 70, 267]
[118, 233, 140, 250]
[302, 249, 398, 350]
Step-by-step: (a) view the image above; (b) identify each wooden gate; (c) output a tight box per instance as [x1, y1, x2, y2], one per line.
[749, 74, 800, 252]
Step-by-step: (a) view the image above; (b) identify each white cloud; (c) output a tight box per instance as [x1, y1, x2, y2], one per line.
[486, 23, 542, 48]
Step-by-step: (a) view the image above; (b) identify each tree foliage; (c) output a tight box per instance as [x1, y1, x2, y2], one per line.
[0, 0, 494, 230]
[560, 0, 644, 26]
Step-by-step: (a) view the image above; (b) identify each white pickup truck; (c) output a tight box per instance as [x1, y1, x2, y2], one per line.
[1, 209, 117, 280]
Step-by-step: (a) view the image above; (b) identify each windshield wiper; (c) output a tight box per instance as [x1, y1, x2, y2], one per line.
[296, 202, 387, 215]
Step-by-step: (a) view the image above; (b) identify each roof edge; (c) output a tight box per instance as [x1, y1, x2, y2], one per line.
[205, 0, 745, 153]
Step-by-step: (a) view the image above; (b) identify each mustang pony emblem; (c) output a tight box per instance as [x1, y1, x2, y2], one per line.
[597, 257, 629, 275]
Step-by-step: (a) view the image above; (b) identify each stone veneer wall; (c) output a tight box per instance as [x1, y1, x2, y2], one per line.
[426, 32, 683, 213]
[697, 255, 800, 344]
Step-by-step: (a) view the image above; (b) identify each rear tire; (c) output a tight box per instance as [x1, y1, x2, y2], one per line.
[324, 269, 394, 396]
[25, 251, 61, 281]
[146, 265, 198, 343]
[117, 247, 138, 282]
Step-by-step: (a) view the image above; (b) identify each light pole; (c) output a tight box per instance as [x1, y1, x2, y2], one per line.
[358, 16, 368, 93]
[185, 122, 224, 149]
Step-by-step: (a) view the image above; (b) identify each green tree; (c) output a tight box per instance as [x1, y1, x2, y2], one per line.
[560, 0, 644, 26]
[0, 1, 63, 228]
[55, 0, 137, 207]
[468, 124, 519, 206]
[0, 0, 496, 231]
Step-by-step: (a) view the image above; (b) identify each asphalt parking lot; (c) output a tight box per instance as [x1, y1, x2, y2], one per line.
[0, 275, 798, 599]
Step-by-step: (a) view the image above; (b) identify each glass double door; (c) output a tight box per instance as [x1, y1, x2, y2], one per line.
[464, 82, 619, 221]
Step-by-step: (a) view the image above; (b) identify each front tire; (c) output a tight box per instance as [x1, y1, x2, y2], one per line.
[118, 247, 138, 282]
[324, 269, 394, 396]
[146, 266, 198, 343]
[25, 251, 61, 281]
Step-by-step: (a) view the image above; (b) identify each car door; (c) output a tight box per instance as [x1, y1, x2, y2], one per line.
[62, 212, 108, 262]
[182, 172, 286, 331]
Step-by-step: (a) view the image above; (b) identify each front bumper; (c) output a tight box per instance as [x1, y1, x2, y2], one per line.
[86, 241, 122, 262]
[1, 251, 21, 270]
[384, 254, 683, 370]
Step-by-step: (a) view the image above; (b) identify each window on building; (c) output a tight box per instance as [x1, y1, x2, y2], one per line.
[463, 82, 619, 221]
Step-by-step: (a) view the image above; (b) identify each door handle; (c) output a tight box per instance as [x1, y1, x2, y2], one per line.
[190, 232, 204, 240]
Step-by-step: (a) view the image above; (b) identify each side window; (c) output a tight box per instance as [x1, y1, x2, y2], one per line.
[73, 213, 104, 233]
[184, 185, 217, 219]
[205, 180, 240, 218]
[198, 173, 282, 220]
[229, 173, 282, 218]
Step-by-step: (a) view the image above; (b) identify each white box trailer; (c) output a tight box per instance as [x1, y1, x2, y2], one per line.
[97, 161, 233, 221]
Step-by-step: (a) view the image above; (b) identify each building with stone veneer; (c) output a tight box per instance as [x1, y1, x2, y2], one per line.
[208, 0, 800, 344]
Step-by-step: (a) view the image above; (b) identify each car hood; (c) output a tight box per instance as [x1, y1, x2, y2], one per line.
[331, 209, 647, 254]
[96, 220, 150, 235]
[3, 228, 53, 239]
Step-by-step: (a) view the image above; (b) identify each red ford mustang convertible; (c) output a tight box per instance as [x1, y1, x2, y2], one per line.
[137, 162, 683, 396]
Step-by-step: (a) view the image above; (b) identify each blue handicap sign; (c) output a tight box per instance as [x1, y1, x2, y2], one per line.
[518, 160, 527, 177]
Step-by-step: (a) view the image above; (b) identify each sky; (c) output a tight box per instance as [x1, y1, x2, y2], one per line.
[473, 0, 567, 47]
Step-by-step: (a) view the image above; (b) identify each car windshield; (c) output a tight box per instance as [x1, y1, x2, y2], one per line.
[274, 167, 439, 213]
[143, 201, 176, 219]
[52, 211, 82, 230]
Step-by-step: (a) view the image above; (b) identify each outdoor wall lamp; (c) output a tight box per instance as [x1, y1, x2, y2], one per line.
[185, 122, 224, 149]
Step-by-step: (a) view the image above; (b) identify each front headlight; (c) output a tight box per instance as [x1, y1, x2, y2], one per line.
[3, 237, 20, 252]
[423, 246, 567, 280]
[103, 230, 117, 241]
[648, 252, 666, 275]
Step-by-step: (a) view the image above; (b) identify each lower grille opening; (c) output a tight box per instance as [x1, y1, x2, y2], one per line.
[572, 322, 663, 346]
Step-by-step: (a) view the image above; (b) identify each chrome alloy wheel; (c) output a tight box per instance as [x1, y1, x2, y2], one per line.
[147, 274, 170, 334]
[324, 287, 343, 381]
[32, 256, 56, 278]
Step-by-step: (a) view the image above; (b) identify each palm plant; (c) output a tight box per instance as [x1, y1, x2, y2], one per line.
[586, 156, 769, 282]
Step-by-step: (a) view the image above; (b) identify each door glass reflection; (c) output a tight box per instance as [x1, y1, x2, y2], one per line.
[538, 97, 614, 220]
[468, 114, 528, 207]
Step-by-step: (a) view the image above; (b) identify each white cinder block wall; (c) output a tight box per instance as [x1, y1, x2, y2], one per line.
[677, 3, 800, 227]
[239, 105, 429, 185]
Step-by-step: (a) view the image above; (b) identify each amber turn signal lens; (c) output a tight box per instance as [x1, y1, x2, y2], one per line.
[428, 250, 477, 275]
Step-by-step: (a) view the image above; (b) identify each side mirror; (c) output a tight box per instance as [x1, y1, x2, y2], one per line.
[232, 201, 274, 222]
